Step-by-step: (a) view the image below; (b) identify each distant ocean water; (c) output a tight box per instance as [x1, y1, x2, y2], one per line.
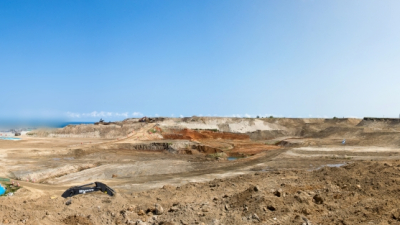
[0, 120, 94, 130]
[57, 122, 94, 128]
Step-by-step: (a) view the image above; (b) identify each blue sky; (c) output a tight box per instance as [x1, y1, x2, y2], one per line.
[1, 0, 400, 122]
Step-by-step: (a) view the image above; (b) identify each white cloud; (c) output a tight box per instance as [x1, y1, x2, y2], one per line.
[132, 112, 143, 117]
[115, 112, 129, 118]
[228, 114, 241, 117]
[81, 111, 112, 117]
[66, 111, 143, 119]
[66, 112, 81, 118]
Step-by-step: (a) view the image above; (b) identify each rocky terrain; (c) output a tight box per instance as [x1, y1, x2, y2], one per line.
[2, 160, 400, 225]
[2, 117, 400, 224]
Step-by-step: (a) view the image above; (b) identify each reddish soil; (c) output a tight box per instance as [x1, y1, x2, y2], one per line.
[229, 143, 281, 155]
[162, 129, 250, 141]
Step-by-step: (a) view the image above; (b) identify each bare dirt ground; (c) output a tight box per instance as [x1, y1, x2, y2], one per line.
[2, 117, 400, 224]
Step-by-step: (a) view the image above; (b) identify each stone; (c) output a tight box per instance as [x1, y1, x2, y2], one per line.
[169, 206, 179, 212]
[273, 189, 283, 197]
[138, 210, 145, 216]
[302, 217, 312, 225]
[127, 205, 135, 212]
[252, 213, 260, 221]
[135, 219, 147, 225]
[302, 208, 311, 215]
[225, 204, 230, 211]
[313, 195, 324, 204]
[210, 219, 220, 225]
[392, 209, 400, 221]
[294, 191, 311, 204]
[154, 204, 164, 215]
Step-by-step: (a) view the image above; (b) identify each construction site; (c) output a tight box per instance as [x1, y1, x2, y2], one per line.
[2, 116, 400, 225]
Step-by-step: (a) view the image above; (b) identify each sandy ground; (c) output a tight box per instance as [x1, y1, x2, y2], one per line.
[2, 117, 400, 224]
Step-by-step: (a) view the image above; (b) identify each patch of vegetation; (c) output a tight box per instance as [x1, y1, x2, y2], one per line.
[269, 116, 274, 118]
[206, 152, 227, 159]
[333, 116, 337, 120]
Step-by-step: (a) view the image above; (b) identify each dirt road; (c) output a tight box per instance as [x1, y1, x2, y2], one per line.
[2, 117, 400, 224]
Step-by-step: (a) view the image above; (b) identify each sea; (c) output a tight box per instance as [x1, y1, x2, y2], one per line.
[57, 122, 95, 128]
[0, 120, 95, 132]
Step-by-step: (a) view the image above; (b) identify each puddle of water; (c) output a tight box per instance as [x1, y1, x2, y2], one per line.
[313, 163, 346, 171]
[325, 163, 346, 168]
[53, 157, 74, 161]
[227, 157, 238, 161]
[261, 167, 276, 172]
[0, 137, 21, 141]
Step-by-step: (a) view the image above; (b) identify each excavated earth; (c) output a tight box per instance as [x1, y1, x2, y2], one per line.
[2, 117, 400, 224]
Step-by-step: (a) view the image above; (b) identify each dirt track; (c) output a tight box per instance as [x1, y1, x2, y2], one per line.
[2, 117, 400, 224]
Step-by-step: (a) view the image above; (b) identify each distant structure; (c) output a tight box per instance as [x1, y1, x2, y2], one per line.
[139, 117, 156, 123]
[363, 117, 400, 122]
[94, 118, 112, 125]
[10, 129, 21, 136]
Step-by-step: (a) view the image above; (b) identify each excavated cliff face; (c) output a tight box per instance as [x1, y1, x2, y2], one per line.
[28, 123, 145, 139]
[28, 117, 364, 141]
[158, 117, 289, 133]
